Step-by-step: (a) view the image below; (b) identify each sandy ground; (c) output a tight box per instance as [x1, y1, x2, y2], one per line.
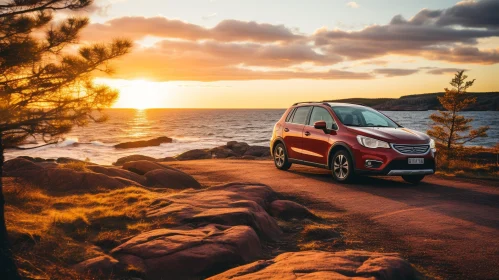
[168, 159, 499, 280]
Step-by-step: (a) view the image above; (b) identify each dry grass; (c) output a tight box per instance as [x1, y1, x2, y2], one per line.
[436, 157, 499, 180]
[3, 178, 176, 279]
[59, 161, 91, 172]
[435, 145, 499, 180]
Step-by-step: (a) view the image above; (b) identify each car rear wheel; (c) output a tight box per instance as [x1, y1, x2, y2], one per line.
[331, 150, 354, 183]
[274, 143, 292, 170]
[402, 175, 425, 184]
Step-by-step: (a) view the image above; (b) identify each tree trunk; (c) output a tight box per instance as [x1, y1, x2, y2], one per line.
[0, 132, 21, 279]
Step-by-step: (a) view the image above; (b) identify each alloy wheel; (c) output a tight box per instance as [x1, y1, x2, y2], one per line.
[274, 146, 285, 167]
[333, 154, 349, 179]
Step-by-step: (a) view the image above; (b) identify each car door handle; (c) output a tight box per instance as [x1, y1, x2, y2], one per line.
[304, 131, 311, 136]
[284, 128, 289, 132]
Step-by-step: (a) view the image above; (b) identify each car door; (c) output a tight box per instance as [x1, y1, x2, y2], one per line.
[300, 106, 336, 165]
[282, 106, 311, 160]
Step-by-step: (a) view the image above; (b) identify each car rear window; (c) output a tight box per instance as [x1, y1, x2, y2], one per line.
[291, 106, 310, 124]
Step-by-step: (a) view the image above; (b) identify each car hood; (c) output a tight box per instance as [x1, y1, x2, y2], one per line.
[347, 127, 430, 144]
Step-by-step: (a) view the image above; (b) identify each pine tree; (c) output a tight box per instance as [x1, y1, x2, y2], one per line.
[427, 71, 489, 157]
[0, 1, 131, 278]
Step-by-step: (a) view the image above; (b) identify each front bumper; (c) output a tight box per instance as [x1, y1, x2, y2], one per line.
[387, 169, 434, 176]
[352, 142, 437, 176]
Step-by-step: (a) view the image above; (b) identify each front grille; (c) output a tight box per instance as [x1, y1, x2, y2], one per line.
[392, 144, 429, 155]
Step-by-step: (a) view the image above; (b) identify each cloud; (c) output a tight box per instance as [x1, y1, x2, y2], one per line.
[83, 17, 303, 43]
[346, 2, 360, 8]
[435, 0, 499, 29]
[374, 68, 420, 77]
[80, 0, 499, 82]
[314, 0, 499, 64]
[107, 48, 372, 81]
[100, 39, 366, 81]
[423, 67, 467, 75]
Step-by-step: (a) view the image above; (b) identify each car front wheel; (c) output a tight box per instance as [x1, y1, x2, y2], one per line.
[331, 150, 354, 183]
[273, 143, 292, 170]
[402, 175, 425, 184]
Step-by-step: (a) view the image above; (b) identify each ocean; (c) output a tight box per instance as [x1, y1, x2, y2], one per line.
[4, 109, 499, 165]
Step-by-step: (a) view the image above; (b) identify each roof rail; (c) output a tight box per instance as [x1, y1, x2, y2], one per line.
[293, 101, 330, 106]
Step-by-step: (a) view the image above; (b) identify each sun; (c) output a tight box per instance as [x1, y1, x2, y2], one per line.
[96, 78, 173, 109]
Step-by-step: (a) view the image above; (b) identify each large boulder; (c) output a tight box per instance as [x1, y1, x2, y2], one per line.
[210, 146, 237, 159]
[269, 200, 317, 220]
[86, 165, 147, 186]
[175, 149, 211, 160]
[144, 168, 201, 189]
[209, 250, 422, 280]
[4, 158, 134, 192]
[56, 157, 95, 165]
[74, 255, 119, 275]
[111, 224, 261, 280]
[226, 141, 250, 156]
[147, 183, 281, 240]
[243, 146, 271, 158]
[113, 155, 158, 166]
[114, 136, 172, 149]
[3, 158, 44, 176]
[27, 168, 133, 192]
[122, 160, 167, 175]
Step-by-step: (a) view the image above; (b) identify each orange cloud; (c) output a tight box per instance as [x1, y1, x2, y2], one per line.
[82, 17, 303, 43]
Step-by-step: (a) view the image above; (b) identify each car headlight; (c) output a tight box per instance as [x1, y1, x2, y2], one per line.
[429, 139, 436, 149]
[356, 135, 390, 149]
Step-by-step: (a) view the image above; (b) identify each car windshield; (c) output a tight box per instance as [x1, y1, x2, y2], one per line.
[331, 106, 399, 128]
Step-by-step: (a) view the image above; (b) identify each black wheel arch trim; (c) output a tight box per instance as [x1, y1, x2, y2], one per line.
[271, 137, 287, 157]
[327, 142, 356, 169]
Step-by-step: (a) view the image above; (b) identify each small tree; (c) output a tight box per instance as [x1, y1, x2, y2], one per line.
[0, 1, 131, 278]
[427, 70, 489, 158]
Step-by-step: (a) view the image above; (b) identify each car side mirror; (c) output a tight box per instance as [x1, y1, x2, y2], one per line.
[314, 120, 327, 132]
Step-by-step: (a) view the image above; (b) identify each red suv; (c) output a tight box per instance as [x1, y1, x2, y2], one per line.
[270, 102, 436, 184]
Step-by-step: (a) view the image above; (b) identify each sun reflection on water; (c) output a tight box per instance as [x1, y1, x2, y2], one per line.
[125, 109, 152, 139]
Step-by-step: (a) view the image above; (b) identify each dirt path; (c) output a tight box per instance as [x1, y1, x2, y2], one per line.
[168, 159, 499, 280]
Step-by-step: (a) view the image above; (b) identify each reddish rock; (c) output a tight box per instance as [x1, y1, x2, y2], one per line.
[113, 154, 158, 166]
[209, 250, 422, 280]
[147, 183, 281, 240]
[269, 200, 317, 220]
[122, 160, 167, 175]
[111, 224, 261, 279]
[243, 146, 271, 158]
[144, 168, 201, 189]
[226, 141, 250, 156]
[175, 149, 212, 160]
[114, 136, 172, 149]
[86, 165, 147, 186]
[74, 255, 119, 275]
[210, 146, 237, 159]
[36, 168, 130, 192]
[3, 158, 43, 176]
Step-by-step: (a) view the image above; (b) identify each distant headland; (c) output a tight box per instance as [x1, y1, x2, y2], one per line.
[326, 92, 499, 111]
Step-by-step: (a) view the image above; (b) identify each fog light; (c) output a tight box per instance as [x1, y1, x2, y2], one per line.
[365, 160, 383, 168]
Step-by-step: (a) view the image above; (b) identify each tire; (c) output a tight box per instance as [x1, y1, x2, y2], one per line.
[331, 150, 354, 183]
[402, 175, 425, 184]
[273, 143, 292, 170]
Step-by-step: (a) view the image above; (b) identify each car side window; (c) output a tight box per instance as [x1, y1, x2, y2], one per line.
[291, 106, 310, 124]
[285, 108, 296, 122]
[308, 107, 335, 129]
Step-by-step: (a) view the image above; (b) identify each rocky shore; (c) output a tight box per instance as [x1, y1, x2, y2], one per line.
[3, 155, 422, 279]
[112, 141, 271, 165]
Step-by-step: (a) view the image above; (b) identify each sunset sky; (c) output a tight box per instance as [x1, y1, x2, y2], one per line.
[77, 0, 499, 108]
